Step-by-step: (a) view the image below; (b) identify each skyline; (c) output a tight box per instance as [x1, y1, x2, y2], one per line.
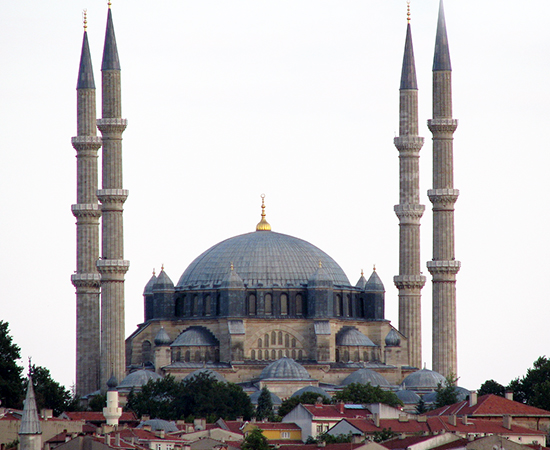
[1, 0, 548, 393]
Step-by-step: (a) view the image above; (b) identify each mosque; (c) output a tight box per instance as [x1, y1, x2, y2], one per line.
[71, 1, 460, 401]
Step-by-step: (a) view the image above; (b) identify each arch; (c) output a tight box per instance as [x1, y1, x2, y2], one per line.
[204, 295, 212, 316]
[280, 294, 288, 315]
[141, 340, 152, 364]
[258, 338, 263, 348]
[265, 293, 272, 315]
[265, 334, 270, 347]
[354, 351, 359, 362]
[292, 349, 296, 359]
[251, 349, 256, 360]
[278, 350, 283, 359]
[272, 331, 277, 345]
[258, 349, 262, 360]
[335, 348, 340, 362]
[185, 350, 190, 362]
[296, 294, 303, 315]
[271, 350, 276, 360]
[175, 350, 181, 362]
[292, 338, 296, 348]
[175, 296, 184, 317]
[278, 331, 283, 345]
[336, 295, 343, 316]
[344, 350, 350, 361]
[248, 294, 257, 315]
[285, 334, 290, 348]
[214, 348, 220, 361]
[298, 350, 303, 360]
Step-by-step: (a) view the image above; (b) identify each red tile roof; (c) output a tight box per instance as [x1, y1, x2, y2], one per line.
[426, 395, 550, 417]
[382, 435, 437, 449]
[61, 411, 139, 423]
[431, 438, 469, 450]
[276, 444, 365, 450]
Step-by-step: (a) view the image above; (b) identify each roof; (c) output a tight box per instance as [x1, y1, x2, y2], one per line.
[143, 273, 157, 294]
[153, 269, 174, 291]
[118, 370, 162, 390]
[102, 9, 121, 70]
[259, 357, 311, 380]
[385, 329, 401, 347]
[291, 386, 330, 399]
[427, 394, 550, 417]
[341, 369, 391, 387]
[400, 23, 418, 90]
[183, 369, 227, 383]
[177, 230, 351, 288]
[401, 368, 446, 390]
[365, 270, 385, 292]
[19, 377, 41, 435]
[336, 327, 376, 347]
[171, 327, 219, 347]
[77, 31, 95, 89]
[154, 327, 171, 346]
[249, 422, 301, 431]
[137, 419, 179, 432]
[61, 411, 138, 424]
[249, 389, 282, 405]
[433, 0, 452, 71]
[300, 404, 370, 419]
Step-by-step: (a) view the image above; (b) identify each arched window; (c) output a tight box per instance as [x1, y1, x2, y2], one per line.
[278, 332, 283, 345]
[285, 334, 290, 348]
[215, 349, 220, 361]
[358, 297, 365, 317]
[280, 294, 288, 315]
[344, 350, 350, 361]
[298, 350, 303, 360]
[335, 349, 340, 362]
[354, 351, 359, 362]
[343, 296, 349, 317]
[364, 351, 369, 362]
[347, 295, 352, 316]
[265, 294, 272, 315]
[292, 338, 296, 348]
[251, 350, 256, 360]
[176, 350, 181, 362]
[204, 295, 211, 316]
[192, 295, 198, 316]
[248, 294, 257, 315]
[185, 350, 190, 362]
[272, 331, 277, 345]
[278, 350, 283, 359]
[296, 294, 303, 315]
[195, 351, 201, 362]
[216, 294, 221, 316]
[175, 296, 184, 317]
[265, 334, 270, 347]
[205, 351, 211, 362]
[336, 295, 342, 316]
[292, 349, 296, 359]
[271, 350, 276, 360]
[142, 341, 152, 364]
[258, 338, 263, 348]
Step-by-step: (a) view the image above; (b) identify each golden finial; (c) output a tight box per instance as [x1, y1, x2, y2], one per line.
[230, 262, 234, 271]
[108, 0, 112, 9]
[256, 194, 272, 231]
[407, 1, 411, 24]
[361, 269, 364, 277]
[153, 268, 156, 276]
[161, 263, 164, 271]
[318, 260, 323, 269]
[373, 264, 376, 271]
[83, 10, 88, 31]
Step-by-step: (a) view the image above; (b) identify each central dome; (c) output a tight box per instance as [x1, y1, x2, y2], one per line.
[177, 230, 351, 288]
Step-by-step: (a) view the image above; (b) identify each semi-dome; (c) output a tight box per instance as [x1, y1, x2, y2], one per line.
[336, 327, 376, 347]
[341, 368, 391, 387]
[183, 369, 227, 383]
[401, 368, 446, 390]
[259, 357, 311, 380]
[396, 389, 421, 404]
[177, 230, 351, 288]
[291, 386, 330, 399]
[171, 327, 219, 347]
[118, 369, 162, 390]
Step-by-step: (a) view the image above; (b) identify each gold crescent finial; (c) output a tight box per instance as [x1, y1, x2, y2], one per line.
[256, 194, 272, 231]
[373, 264, 376, 271]
[361, 269, 364, 277]
[108, 0, 112, 9]
[318, 260, 322, 269]
[161, 263, 164, 271]
[230, 262, 234, 271]
[83, 10, 88, 31]
[407, 1, 411, 24]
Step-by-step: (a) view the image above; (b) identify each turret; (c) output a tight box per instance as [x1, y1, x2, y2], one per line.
[96, 4, 130, 390]
[154, 327, 172, 374]
[143, 270, 157, 321]
[365, 268, 385, 320]
[393, 5, 426, 369]
[71, 13, 102, 397]
[427, 0, 460, 377]
[19, 376, 42, 450]
[153, 267, 175, 318]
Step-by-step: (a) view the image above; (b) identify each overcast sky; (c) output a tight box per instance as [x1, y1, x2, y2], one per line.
[1, 0, 548, 393]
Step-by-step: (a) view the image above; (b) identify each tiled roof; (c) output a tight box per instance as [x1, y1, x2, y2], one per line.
[426, 395, 550, 417]
[431, 438, 469, 450]
[382, 435, 436, 449]
[302, 404, 370, 419]
[277, 444, 365, 450]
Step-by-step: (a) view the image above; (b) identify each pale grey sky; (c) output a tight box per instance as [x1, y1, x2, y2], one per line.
[0, 0, 548, 393]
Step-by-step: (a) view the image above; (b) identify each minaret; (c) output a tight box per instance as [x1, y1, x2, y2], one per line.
[103, 374, 122, 427]
[19, 375, 42, 450]
[71, 11, 102, 397]
[427, 0, 460, 377]
[393, 5, 425, 370]
[97, 4, 129, 389]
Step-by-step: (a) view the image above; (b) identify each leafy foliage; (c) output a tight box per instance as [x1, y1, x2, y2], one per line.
[255, 387, 274, 421]
[277, 391, 331, 418]
[435, 374, 459, 409]
[333, 383, 403, 408]
[508, 356, 550, 411]
[316, 432, 353, 444]
[415, 396, 427, 414]
[88, 394, 106, 411]
[478, 379, 505, 397]
[241, 428, 270, 450]
[30, 365, 73, 416]
[125, 372, 253, 421]
[373, 427, 396, 442]
[0, 321, 24, 408]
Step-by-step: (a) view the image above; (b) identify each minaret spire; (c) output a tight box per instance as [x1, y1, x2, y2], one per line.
[393, 5, 426, 370]
[427, 0, 460, 377]
[19, 375, 42, 450]
[97, 4, 129, 390]
[72, 15, 102, 397]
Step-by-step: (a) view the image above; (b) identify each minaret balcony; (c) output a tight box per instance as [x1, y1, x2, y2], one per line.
[97, 189, 129, 205]
[427, 118, 458, 134]
[71, 203, 101, 219]
[394, 204, 425, 223]
[71, 273, 101, 288]
[71, 135, 102, 152]
[97, 259, 130, 275]
[427, 189, 459, 209]
[426, 260, 461, 275]
[393, 136, 424, 153]
[97, 118, 127, 134]
[393, 274, 426, 290]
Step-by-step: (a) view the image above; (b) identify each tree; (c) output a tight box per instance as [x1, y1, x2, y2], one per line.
[277, 392, 331, 418]
[241, 428, 270, 450]
[125, 375, 182, 419]
[333, 383, 403, 408]
[415, 396, 427, 414]
[435, 374, 459, 409]
[88, 394, 107, 412]
[373, 428, 396, 443]
[478, 379, 505, 397]
[508, 356, 550, 411]
[0, 321, 24, 408]
[30, 365, 73, 416]
[255, 387, 274, 421]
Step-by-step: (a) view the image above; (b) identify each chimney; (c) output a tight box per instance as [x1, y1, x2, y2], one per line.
[373, 413, 380, 428]
[469, 391, 478, 407]
[352, 435, 363, 444]
[417, 416, 427, 423]
[462, 414, 468, 425]
[505, 391, 514, 401]
[503, 415, 512, 430]
[159, 430, 165, 439]
[449, 415, 457, 426]
[338, 401, 345, 414]
[142, 415, 150, 422]
[317, 441, 326, 447]
[115, 434, 121, 447]
[41, 409, 53, 420]
[105, 434, 111, 446]
[398, 414, 409, 423]
[237, 417, 244, 422]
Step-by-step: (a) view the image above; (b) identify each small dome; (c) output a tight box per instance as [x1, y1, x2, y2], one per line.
[422, 386, 468, 404]
[143, 273, 157, 295]
[341, 368, 391, 387]
[402, 368, 446, 390]
[154, 327, 171, 346]
[291, 386, 330, 399]
[137, 419, 178, 432]
[249, 390, 282, 405]
[171, 327, 219, 347]
[106, 374, 118, 390]
[336, 327, 376, 347]
[183, 369, 227, 383]
[153, 269, 174, 291]
[259, 357, 311, 380]
[365, 270, 384, 292]
[118, 370, 162, 390]
[396, 389, 421, 404]
[385, 329, 401, 347]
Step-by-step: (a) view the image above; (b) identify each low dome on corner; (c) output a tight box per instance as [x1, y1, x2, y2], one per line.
[118, 369, 162, 391]
[259, 357, 311, 380]
[336, 327, 376, 347]
[401, 368, 446, 390]
[341, 368, 391, 387]
[183, 369, 227, 383]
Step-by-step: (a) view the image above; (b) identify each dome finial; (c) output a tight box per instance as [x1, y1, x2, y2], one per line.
[361, 269, 364, 277]
[83, 9, 88, 31]
[108, 0, 112, 9]
[152, 268, 156, 276]
[373, 264, 376, 271]
[230, 262, 234, 271]
[407, 1, 411, 24]
[318, 260, 322, 269]
[256, 194, 272, 231]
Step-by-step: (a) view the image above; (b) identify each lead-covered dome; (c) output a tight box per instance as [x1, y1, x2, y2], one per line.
[259, 357, 311, 380]
[401, 368, 446, 391]
[341, 368, 391, 387]
[177, 230, 351, 288]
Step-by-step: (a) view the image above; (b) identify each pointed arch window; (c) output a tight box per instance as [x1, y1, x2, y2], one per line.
[265, 294, 272, 315]
[280, 294, 288, 315]
[296, 294, 303, 315]
[204, 295, 212, 316]
[248, 294, 257, 315]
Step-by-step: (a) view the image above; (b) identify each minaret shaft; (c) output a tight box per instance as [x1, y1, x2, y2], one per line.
[394, 23, 425, 370]
[428, 0, 460, 378]
[72, 32, 101, 397]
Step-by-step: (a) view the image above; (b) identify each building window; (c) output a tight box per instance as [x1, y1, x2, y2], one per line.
[248, 294, 257, 315]
[292, 349, 296, 359]
[192, 295, 198, 316]
[296, 294, 303, 315]
[258, 338, 263, 348]
[292, 338, 296, 348]
[265, 294, 272, 315]
[142, 341, 152, 364]
[185, 350, 190, 362]
[336, 295, 342, 316]
[280, 294, 288, 315]
[271, 350, 276, 360]
[156, 444, 161, 450]
[265, 334, 270, 347]
[298, 350, 303, 360]
[285, 334, 290, 348]
[251, 350, 256, 360]
[204, 295, 211, 316]
[281, 432, 290, 439]
[272, 331, 277, 345]
[175, 296, 184, 317]
[258, 349, 262, 360]
[343, 296, 349, 317]
[216, 294, 221, 315]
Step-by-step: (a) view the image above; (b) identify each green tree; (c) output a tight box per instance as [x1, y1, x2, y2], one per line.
[30, 365, 72, 416]
[88, 394, 107, 412]
[277, 392, 331, 418]
[0, 321, 24, 408]
[255, 387, 274, 421]
[508, 357, 550, 411]
[333, 383, 403, 408]
[415, 396, 427, 414]
[317, 432, 353, 444]
[373, 428, 396, 443]
[478, 379, 505, 397]
[435, 374, 459, 409]
[241, 428, 270, 450]
[126, 375, 181, 419]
